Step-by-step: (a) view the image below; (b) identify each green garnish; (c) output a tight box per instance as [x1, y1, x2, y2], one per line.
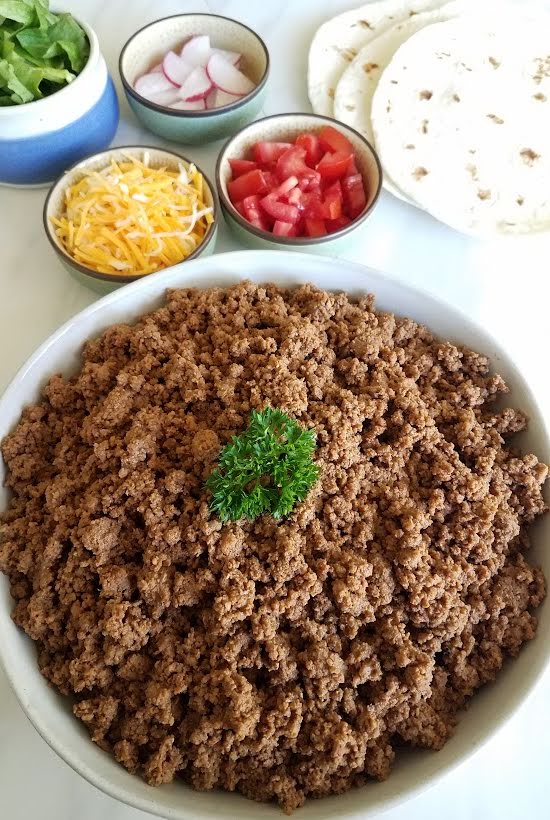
[206, 407, 320, 522]
[0, 0, 89, 105]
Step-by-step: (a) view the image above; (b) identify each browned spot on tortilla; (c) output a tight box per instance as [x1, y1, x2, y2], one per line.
[461, 63, 472, 72]
[452, 93, 461, 102]
[420, 119, 429, 134]
[357, 19, 373, 29]
[409, 9, 418, 15]
[477, 189, 491, 201]
[532, 56, 550, 84]
[520, 148, 540, 165]
[390, 79, 398, 84]
[386, 103, 391, 113]
[335, 47, 358, 62]
[419, 89, 433, 100]
[345, 104, 355, 111]
[328, 88, 335, 99]
[468, 148, 477, 155]
[466, 164, 478, 181]
[363, 62, 379, 74]
[413, 167, 429, 180]
[405, 144, 415, 150]
[487, 114, 504, 124]
[533, 92, 547, 101]
[488, 56, 500, 68]
[517, 196, 525, 206]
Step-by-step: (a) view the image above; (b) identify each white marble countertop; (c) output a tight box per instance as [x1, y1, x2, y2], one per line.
[1, 1, 549, 818]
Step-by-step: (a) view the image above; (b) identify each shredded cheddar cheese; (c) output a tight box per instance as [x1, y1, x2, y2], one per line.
[51, 153, 214, 276]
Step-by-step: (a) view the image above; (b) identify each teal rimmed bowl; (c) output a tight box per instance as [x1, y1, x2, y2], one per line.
[43, 146, 218, 295]
[119, 14, 269, 145]
[215, 113, 382, 254]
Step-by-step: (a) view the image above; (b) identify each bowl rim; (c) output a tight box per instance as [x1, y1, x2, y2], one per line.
[42, 144, 219, 283]
[0, 250, 548, 820]
[118, 13, 270, 118]
[0, 13, 97, 116]
[215, 112, 383, 245]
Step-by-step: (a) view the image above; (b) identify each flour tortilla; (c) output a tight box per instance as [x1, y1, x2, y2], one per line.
[371, 17, 550, 235]
[333, 1, 470, 204]
[307, 0, 448, 117]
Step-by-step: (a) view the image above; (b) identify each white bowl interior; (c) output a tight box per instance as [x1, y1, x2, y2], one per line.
[45, 147, 216, 265]
[0, 250, 548, 820]
[218, 115, 381, 222]
[121, 14, 267, 92]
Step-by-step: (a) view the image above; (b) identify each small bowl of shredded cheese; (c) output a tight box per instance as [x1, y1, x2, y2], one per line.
[43, 146, 218, 293]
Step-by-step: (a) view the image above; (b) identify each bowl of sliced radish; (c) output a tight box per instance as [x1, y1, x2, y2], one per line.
[216, 113, 382, 254]
[119, 14, 269, 144]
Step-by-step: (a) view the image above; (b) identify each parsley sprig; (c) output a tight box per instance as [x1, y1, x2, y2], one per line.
[206, 407, 320, 522]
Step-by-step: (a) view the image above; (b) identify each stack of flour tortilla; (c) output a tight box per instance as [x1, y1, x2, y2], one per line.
[308, 0, 550, 235]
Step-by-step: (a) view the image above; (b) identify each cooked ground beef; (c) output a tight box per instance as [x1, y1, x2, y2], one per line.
[0, 282, 547, 813]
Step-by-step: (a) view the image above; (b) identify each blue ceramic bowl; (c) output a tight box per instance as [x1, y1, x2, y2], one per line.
[0, 16, 119, 188]
[119, 13, 269, 145]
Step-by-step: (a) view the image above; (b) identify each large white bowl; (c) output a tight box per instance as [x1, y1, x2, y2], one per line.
[0, 250, 548, 819]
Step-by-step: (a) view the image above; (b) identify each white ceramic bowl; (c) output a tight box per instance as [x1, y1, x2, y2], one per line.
[0, 14, 119, 188]
[0, 250, 548, 819]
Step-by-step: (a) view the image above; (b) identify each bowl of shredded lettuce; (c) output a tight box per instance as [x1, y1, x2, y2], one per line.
[0, 0, 90, 105]
[0, 1, 119, 186]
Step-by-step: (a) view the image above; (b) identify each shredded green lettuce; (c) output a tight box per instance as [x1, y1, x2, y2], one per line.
[0, 0, 89, 104]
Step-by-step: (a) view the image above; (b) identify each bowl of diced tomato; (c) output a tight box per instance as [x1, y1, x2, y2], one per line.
[215, 113, 382, 252]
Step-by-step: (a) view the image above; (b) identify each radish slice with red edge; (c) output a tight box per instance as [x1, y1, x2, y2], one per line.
[135, 72, 176, 98]
[178, 66, 212, 101]
[206, 52, 255, 96]
[205, 87, 217, 110]
[212, 48, 241, 66]
[170, 98, 206, 111]
[163, 51, 193, 86]
[180, 35, 211, 67]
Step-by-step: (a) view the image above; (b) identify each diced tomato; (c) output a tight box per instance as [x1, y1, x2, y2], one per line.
[241, 194, 271, 231]
[304, 218, 327, 237]
[229, 158, 258, 177]
[342, 173, 367, 217]
[318, 125, 354, 155]
[323, 180, 343, 220]
[276, 146, 319, 183]
[272, 175, 299, 196]
[296, 133, 323, 167]
[317, 150, 354, 180]
[301, 192, 326, 220]
[252, 141, 293, 164]
[286, 187, 304, 207]
[273, 220, 298, 237]
[260, 194, 300, 224]
[326, 215, 351, 231]
[346, 157, 359, 176]
[227, 169, 268, 203]
[228, 127, 366, 238]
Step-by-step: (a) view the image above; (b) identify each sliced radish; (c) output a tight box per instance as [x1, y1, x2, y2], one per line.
[212, 48, 241, 66]
[163, 51, 193, 86]
[206, 53, 255, 96]
[148, 88, 182, 107]
[205, 87, 217, 110]
[178, 66, 212, 101]
[180, 35, 211, 67]
[211, 88, 243, 108]
[170, 98, 206, 111]
[135, 72, 176, 98]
